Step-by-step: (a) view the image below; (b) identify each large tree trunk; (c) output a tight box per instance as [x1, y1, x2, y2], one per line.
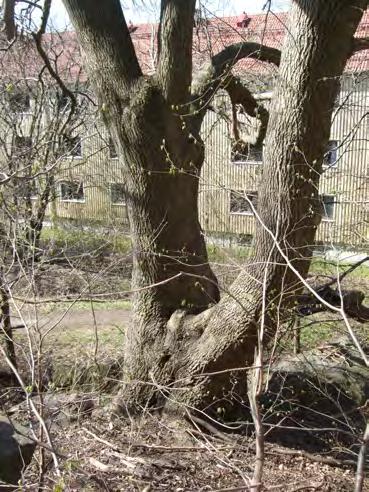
[62, 1, 219, 406]
[62, 0, 367, 413]
[170, 0, 367, 411]
[112, 92, 220, 401]
[169, 0, 368, 411]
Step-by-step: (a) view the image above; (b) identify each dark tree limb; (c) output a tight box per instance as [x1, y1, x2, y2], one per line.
[62, 0, 142, 94]
[297, 286, 369, 322]
[352, 36, 369, 54]
[32, 0, 77, 139]
[2, 0, 16, 41]
[297, 287, 369, 322]
[296, 256, 369, 321]
[191, 41, 280, 124]
[211, 42, 281, 74]
[157, 0, 196, 105]
[224, 75, 269, 147]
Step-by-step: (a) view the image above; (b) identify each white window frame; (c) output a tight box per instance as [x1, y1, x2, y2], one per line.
[321, 193, 336, 222]
[231, 144, 263, 166]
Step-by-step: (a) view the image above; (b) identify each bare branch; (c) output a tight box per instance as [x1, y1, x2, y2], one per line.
[212, 41, 281, 74]
[224, 75, 269, 147]
[191, 42, 280, 119]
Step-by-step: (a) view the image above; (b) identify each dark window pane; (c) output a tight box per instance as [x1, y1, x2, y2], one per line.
[321, 194, 335, 220]
[61, 135, 82, 157]
[324, 140, 338, 167]
[60, 181, 84, 201]
[231, 143, 263, 163]
[230, 190, 258, 214]
[15, 178, 37, 199]
[9, 92, 30, 112]
[110, 183, 125, 204]
[109, 137, 118, 159]
[13, 135, 32, 157]
[57, 92, 69, 112]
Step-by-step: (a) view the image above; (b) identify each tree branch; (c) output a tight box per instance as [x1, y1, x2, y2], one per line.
[212, 42, 281, 75]
[224, 75, 269, 147]
[191, 41, 280, 120]
[157, 0, 196, 106]
[352, 36, 369, 54]
[32, 0, 77, 131]
[2, 0, 16, 41]
[62, 0, 142, 94]
[297, 257, 369, 321]
[297, 286, 369, 322]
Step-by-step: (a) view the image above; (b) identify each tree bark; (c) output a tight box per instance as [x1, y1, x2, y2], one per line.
[63, 0, 219, 405]
[169, 0, 369, 411]
[62, 0, 368, 413]
[0, 284, 17, 372]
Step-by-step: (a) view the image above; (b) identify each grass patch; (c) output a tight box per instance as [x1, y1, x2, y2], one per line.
[310, 257, 369, 279]
[207, 243, 252, 264]
[40, 298, 132, 314]
[41, 226, 132, 257]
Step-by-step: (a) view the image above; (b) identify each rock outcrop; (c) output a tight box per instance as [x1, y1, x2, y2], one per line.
[0, 415, 36, 490]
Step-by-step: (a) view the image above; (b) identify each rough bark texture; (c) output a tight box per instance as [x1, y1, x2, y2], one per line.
[62, 0, 368, 413]
[1, 0, 16, 41]
[169, 0, 369, 411]
[63, 0, 219, 405]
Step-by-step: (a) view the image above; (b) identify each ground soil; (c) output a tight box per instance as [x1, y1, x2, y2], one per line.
[1, 254, 369, 491]
[19, 410, 366, 491]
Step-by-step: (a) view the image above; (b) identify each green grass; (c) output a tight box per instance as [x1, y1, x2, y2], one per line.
[40, 226, 131, 256]
[40, 298, 132, 314]
[310, 257, 369, 279]
[50, 324, 124, 349]
[207, 243, 252, 264]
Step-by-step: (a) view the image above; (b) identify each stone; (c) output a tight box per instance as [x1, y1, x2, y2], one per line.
[10, 392, 96, 428]
[260, 336, 369, 453]
[0, 415, 36, 490]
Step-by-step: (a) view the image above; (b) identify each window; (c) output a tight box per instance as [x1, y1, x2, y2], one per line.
[56, 92, 69, 112]
[60, 181, 84, 202]
[109, 137, 118, 159]
[231, 142, 263, 164]
[13, 135, 32, 157]
[110, 183, 126, 205]
[15, 178, 38, 200]
[9, 92, 31, 113]
[60, 135, 82, 158]
[230, 190, 258, 215]
[320, 194, 335, 221]
[323, 140, 338, 167]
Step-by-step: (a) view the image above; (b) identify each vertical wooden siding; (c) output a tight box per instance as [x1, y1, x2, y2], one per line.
[199, 75, 369, 246]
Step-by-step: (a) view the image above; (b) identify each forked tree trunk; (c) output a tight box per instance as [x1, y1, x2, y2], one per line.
[63, 0, 367, 413]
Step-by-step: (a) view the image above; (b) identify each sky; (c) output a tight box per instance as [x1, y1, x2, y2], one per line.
[48, 0, 289, 30]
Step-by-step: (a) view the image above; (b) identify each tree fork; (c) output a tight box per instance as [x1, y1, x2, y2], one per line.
[62, 0, 369, 413]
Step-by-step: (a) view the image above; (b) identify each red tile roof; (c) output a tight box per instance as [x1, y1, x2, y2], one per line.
[130, 10, 369, 76]
[1, 10, 369, 85]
